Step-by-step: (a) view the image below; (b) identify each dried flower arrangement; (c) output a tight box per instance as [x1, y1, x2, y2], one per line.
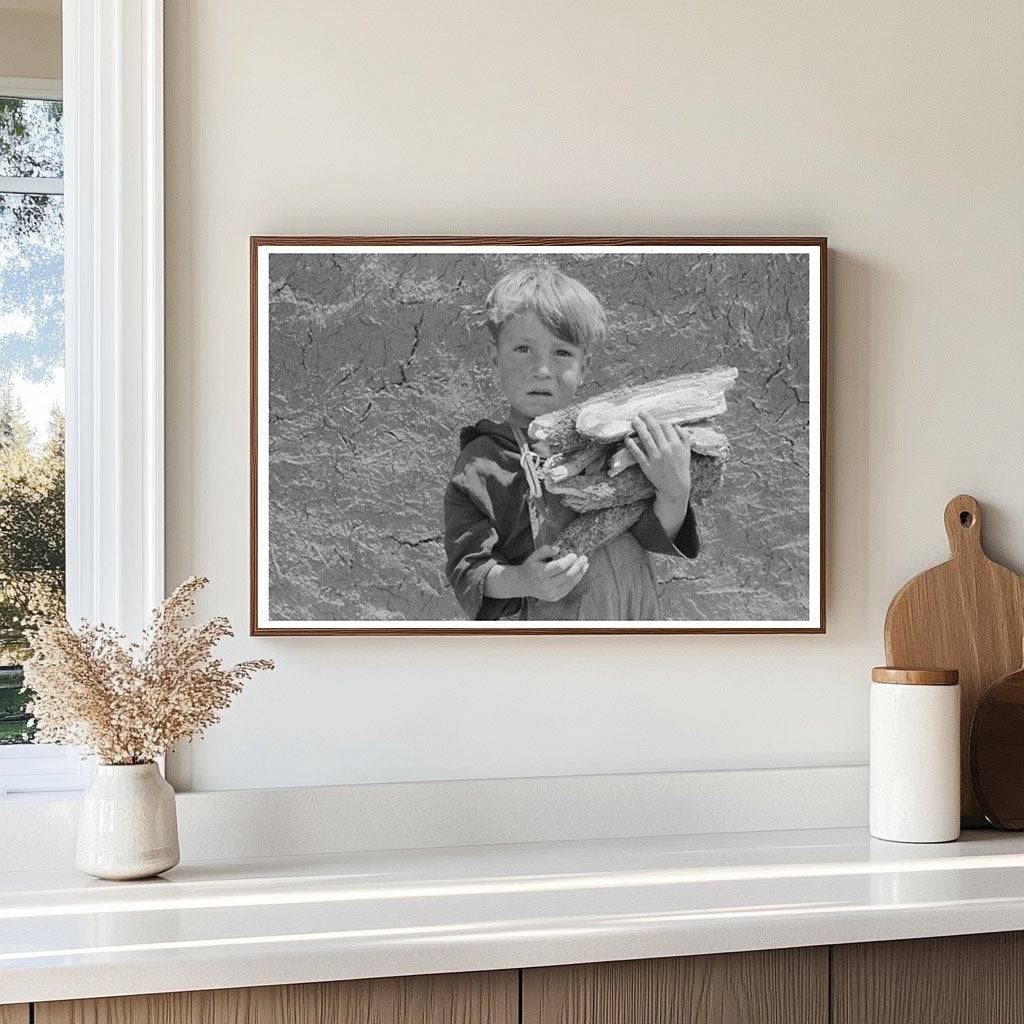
[22, 576, 273, 765]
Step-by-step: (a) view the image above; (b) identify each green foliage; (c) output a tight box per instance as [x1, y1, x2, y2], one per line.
[0, 97, 63, 241]
[0, 401, 64, 573]
[0, 96, 62, 174]
[0, 666, 29, 743]
[0, 394, 65, 742]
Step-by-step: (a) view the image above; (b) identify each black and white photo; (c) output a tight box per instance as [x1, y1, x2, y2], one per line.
[251, 238, 825, 634]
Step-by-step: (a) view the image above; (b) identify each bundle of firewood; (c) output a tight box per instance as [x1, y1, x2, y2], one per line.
[529, 367, 738, 555]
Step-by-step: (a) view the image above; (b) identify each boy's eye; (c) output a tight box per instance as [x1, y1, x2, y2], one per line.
[556, 350, 575, 358]
[514, 345, 530, 353]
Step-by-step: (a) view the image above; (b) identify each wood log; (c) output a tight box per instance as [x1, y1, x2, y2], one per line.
[542, 444, 606, 484]
[548, 465, 652, 512]
[555, 501, 649, 557]
[530, 369, 737, 554]
[528, 366, 738, 454]
[548, 454, 724, 513]
[574, 366, 738, 443]
[607, 424, 731, 478]
[527, 406, 587, 455]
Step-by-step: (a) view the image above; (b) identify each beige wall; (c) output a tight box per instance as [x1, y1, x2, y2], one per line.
[0, 7, 60, 81]
[164, 1, 1024, 791]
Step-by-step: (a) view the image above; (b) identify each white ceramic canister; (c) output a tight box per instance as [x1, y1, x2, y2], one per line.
[869, 667, 961, 843]
[76, 762, 180, 880]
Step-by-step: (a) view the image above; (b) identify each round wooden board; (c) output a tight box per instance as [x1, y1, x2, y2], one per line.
[970, 662, 1024, 829]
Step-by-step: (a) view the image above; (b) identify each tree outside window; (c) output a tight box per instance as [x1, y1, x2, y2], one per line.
[0, 94, 65, 744]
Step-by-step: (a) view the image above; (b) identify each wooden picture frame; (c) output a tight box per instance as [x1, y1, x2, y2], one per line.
[251, 236, 827, 635]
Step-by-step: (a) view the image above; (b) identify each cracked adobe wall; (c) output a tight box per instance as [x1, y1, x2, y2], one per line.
[266, 252, 811, 622]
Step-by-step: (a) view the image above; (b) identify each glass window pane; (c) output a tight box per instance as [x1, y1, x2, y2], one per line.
[0, 189, 65, 744]
[0, 97, 63, 179]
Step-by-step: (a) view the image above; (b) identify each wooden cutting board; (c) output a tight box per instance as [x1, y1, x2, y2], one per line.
[884, 494, 1024, 826]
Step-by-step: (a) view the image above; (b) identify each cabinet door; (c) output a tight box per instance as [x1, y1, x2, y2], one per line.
[523, 948, 828, 1024]
[35, 970, 517, 1024]
[832, 932, 1024, 1024]
[0, 1006, 29, 1024]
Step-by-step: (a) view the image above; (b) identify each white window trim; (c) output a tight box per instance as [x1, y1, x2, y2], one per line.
[0, 744, 93, 799]
[64, 0, 164, 635]
[0, 76, 62, 101]
[0, 2, 165, 798]
[0, 175, 63, 195]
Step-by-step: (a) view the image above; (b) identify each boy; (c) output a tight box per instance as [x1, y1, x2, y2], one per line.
[443, 264, 700, 621]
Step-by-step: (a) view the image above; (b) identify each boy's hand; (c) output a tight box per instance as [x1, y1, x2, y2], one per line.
[517, 545, 589, 602]
[626, 411, 692, 506]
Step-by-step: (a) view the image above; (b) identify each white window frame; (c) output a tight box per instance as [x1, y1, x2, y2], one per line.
[0, 77, 61, 101]
[0, 0, 164, 799]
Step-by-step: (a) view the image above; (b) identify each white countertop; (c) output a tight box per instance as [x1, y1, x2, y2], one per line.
[4, 826, 1024, 1004]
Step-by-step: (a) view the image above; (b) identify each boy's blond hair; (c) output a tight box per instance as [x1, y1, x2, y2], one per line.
[483, 264, 607, 351]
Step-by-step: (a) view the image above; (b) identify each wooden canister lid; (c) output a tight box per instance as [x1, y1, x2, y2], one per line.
[871, 667, 960, 686]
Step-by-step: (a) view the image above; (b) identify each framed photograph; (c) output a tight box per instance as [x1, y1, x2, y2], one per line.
[251, 236, 826, 635]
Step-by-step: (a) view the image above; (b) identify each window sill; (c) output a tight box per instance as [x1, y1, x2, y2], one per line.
[0, 744, 94, 799]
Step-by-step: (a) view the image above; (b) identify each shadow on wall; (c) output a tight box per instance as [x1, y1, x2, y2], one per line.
[825, 249, 873, 637]
[267, 252, 811, 622]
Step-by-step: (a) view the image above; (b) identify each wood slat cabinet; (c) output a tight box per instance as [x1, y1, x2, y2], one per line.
[16, 932, 1024, 1024]
[522, 947, 828, 1024]
[33, 971, 517, 1024]
[832, 932, 1024, 1024]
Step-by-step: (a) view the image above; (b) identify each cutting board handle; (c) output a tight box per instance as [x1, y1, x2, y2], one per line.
[944, 494, 983, 559]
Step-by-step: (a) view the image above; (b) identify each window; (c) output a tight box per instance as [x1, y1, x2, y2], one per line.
[0, 4, 166, 799]
[0, 90, 66, 739]
[0, 81, 84, 797]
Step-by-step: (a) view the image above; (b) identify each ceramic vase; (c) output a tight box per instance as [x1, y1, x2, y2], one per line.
[76, 762, 180, 880]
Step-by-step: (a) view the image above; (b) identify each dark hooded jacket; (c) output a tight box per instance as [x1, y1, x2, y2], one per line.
[443, 419, 699, 620]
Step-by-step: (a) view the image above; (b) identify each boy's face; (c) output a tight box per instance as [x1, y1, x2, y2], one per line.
[491, 311, 591, 422]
